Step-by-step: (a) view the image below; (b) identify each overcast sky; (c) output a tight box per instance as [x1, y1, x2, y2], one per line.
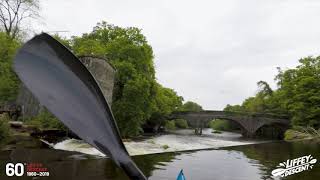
[33, 0, 320, 110]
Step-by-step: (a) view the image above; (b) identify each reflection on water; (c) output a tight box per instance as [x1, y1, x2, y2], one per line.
[224, 140, 320, 180]
[0, 140, 319, 180]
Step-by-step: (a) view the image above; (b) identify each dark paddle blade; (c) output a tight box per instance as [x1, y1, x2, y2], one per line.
[13, 33, 147, 180]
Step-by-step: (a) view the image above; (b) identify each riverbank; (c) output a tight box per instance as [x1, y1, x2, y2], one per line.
[284, 127, 320, 142]
[1, 119, 274, 156]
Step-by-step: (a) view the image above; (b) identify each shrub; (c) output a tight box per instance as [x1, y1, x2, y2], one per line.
[175, 119, 188, 129]
[164, 120, 176, 130]
[284, 127, 320, 141]
[0, 114, 11, 144]
[284, 129, 310, 141]
[27, 109, 66, 130]
[209, 119, 231, 131]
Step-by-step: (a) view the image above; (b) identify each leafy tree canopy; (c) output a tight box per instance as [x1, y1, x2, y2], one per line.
[179, 101, 203, 112]
[60, 22, 184, 137]
[225, 56, 320, 128]
[0, 32, 20, 103]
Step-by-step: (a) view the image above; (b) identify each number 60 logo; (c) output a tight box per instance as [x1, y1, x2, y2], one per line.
[5, 163, 24, 176]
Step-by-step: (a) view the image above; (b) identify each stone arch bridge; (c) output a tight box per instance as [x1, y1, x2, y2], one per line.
[169, 111, 290, 137]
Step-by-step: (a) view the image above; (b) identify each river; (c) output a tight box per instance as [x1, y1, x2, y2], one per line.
[53, 129, 267, 156]
[0, 129, 319, 179]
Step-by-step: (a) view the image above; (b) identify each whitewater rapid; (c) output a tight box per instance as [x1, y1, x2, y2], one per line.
[53, 129, 267, 156]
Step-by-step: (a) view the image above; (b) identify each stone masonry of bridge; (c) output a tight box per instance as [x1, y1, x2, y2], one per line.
[169, 111, 290, 137]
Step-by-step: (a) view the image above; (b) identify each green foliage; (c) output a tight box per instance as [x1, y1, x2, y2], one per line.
[153, 84, 183, 117]
[52, 34, 72, 50]
[284, 126, 320, 141]
[0, 32, 20, 103]
[27, 109, 66, 130]
[62, 21, 183, 137]
[237, 81, 274, 113]
[69, 22, 157, 137]
[179, 101, 203, 112]
[276, 57, 320, 128]
[0, 114, 11, 144]
[174, 119, 188, 129]
[284, 129, 312, 141]
[224, 56, 320, 129]
[148, 83, 183, 126]
[209, 119, 238, 131]
[112, 77, 153, 136]
[224, 104, 243, 112]
[164, 120, 176, 130]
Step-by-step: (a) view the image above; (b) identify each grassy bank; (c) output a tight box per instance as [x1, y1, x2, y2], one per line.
[284, 127, 320, 141]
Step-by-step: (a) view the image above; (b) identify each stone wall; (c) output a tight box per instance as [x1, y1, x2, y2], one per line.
[16, 56, 115, 117]
[79, 56, 115, 104]
[16, 83, 44, 117]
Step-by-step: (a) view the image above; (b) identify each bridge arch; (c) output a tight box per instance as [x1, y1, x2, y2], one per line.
[208, 117, 247, 136]
[169, 111, 290, 138]
[255, 122, 290, 139]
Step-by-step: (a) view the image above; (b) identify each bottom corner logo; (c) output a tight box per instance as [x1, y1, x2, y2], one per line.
[5, 162, 50, 177]
[271, 155, 317, 177]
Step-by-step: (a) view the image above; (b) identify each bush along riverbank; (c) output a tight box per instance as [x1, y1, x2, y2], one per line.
[284, 127, 320, 142]
[0, 108, 80, 151]
[0, 114, 54, 150]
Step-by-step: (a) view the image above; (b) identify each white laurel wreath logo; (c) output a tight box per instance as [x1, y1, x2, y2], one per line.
[271, 155, 317, 177]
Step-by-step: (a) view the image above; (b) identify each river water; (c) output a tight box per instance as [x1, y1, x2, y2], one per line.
[53, 129, 266, 156]
[0, 129, 319, 180]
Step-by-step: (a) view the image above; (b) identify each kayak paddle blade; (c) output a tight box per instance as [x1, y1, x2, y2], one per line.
[13, 33, 147, 180]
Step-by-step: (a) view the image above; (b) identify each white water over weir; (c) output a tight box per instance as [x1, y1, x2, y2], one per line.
[53, 129, 268, 156]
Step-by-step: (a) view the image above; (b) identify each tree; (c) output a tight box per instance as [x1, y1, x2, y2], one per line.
[45, 22, 184, 137]
[148, 83, 183, 126]
[0, 0, 39, 39]
[70, 22, 164, 137]
[0, 31, 20, 103]
[224, 104, 243, 112]
[275, 56, 320, 128]
[257, 81, 273, 97]
[153, 84, 183, 116]
[52, 34, 72, 50]
[179, 101, 203, 112]
[224, 56, 320, 129]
